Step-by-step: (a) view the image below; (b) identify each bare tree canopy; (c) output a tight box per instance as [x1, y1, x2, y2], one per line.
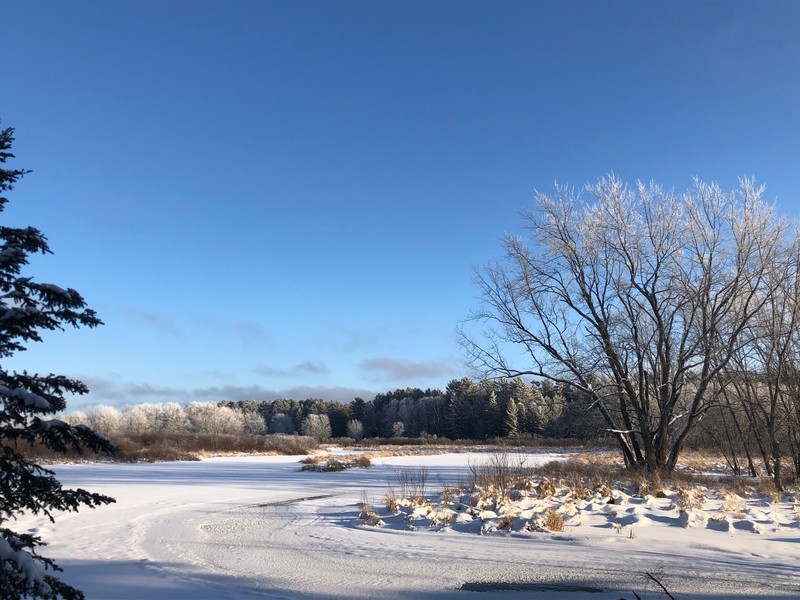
[462, 174, 794, 473]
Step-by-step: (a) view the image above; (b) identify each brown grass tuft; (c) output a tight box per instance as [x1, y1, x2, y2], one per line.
[541, 509, 565, 532]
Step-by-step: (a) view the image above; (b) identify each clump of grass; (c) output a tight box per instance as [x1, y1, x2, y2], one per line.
[537, 478, 556, 498]
[498, 513, 515, 530]
[726, 477, 754, 496]
[567, 471, 588, 498]
[300, 453, 372, 472]
[756, 477, 781, 503]
[440, 483, 461, 506]
[395, 466, 430, 504]
[430, 510, 454, 527]
[541, 509, 565, 532]
[675, 485, 704, 511]
[650, 472, 667, 498]
[358, 492, 373, 519]
[592, 474, 612, 497]
[384, 487, 399, 513]
[357, 493, 385, 526]
[352, 454, 372, 468]
[301, 458, 348, 472]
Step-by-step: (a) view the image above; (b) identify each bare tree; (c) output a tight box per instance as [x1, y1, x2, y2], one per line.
[462, 175, 787, 473]
[722, 238, 800, 488]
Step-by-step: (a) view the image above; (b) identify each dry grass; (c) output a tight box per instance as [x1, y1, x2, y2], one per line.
[541, 509, 565, 532]
[467, 451, 539, 502]
[675, 486, 704, 511]
[384, 488, 399, 513]
[497, 513, 515, 530]
[300, 453, 372, 472]
[440, 484, 461, 506]
[677, 449, 728, 473]
[24, 432, 321, 463]
[355, 436, 587, 450]
[394, 466, 430, 504]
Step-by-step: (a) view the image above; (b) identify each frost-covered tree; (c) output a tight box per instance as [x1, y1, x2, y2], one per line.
[391, 420, 405, 438]
[301, 413, 331, 441]
[185, 402, 246, 438]
[240, 409, 266, 435]
[85, 404, 123, 436]
[159, 402, 191, 433]
[346, 418, 364, 441]
[0, 125, 115, 599]
[464, 174, 788, 472]
[125, 403, 156, 434]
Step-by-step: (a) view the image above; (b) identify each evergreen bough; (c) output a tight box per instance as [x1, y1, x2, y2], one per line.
[0, 125, 115, 600]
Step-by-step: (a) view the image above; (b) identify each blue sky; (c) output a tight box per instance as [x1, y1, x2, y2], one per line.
[3, 1, 800, 408]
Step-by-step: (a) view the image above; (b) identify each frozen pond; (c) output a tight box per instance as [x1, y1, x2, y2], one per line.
[15, 451, 800, 599]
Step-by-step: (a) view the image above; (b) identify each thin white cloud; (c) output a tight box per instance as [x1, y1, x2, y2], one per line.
[253, 361, 329, 377]
[202, 316, 271, 346]
[69, 377, 374, 406]
[122, 308, 181, 337]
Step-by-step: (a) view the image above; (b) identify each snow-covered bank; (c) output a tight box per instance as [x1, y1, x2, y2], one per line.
[14, 452, 800, 599]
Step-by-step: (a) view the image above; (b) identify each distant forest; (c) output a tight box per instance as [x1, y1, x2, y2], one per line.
[70, 377, 603, 443]
[221, 377, 602, 441]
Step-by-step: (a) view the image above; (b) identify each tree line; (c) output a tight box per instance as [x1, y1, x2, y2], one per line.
[69, 377, 604, 444]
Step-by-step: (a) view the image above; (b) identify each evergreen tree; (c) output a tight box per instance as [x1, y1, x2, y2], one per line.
[446, 377, 488, 439]
[503, 397, 519, 438]
[507, 378, 537, 434]
[0, 126, 115, 600]
[349, 396, 366, 422]
[485, 387, 500, 438]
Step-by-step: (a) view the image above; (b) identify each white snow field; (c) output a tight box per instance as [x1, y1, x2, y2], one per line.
[14, 451, 800, 600]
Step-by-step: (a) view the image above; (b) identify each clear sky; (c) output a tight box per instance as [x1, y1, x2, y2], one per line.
[3, 0, 800, 409]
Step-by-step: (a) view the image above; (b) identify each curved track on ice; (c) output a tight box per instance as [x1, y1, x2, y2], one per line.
[18, 454, 800, 599]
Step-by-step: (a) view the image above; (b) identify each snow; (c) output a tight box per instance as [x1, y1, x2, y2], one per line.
[0, 537, 52, 594]
[0, 384, 50, 409]
[12, 451, 800, 599]
[0, 305, 43, 322]
[37, 283, 69, 295]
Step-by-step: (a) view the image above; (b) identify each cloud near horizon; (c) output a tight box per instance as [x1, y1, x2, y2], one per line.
[359, 357, 455, 381]
[73, 376, 374, 407]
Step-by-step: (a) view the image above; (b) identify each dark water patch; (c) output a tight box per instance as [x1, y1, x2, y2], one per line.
[459, 581, 604, 593]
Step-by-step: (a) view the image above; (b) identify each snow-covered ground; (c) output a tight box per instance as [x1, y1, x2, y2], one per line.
[14, 451, 800, 599]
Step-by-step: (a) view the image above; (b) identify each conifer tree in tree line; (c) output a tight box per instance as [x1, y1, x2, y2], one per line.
[0, 125, 115, 600]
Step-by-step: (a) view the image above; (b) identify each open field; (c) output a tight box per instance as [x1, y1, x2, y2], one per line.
[13, 449, 800, 599]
